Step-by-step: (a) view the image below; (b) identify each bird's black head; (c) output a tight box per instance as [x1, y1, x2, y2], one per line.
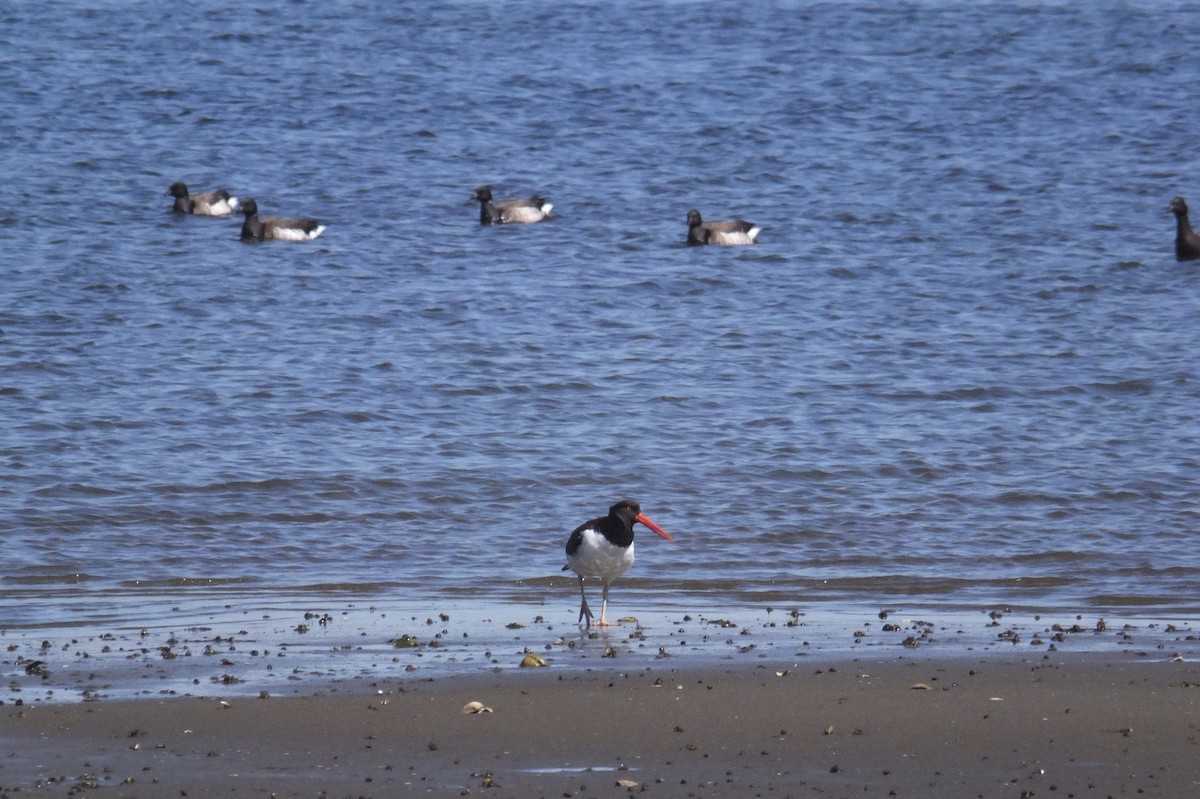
[686, 209, 702, 227]
[240, 198, 259, 216]
[1170, 196, 1189, 217]
[609, 499, 642, 522]
[473, 186, 494, 202]
[609, 499, 672, 541]
[166, 181, 188, 198]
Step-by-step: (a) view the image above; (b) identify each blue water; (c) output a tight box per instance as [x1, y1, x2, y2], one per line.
[4, 0, 1200, 640]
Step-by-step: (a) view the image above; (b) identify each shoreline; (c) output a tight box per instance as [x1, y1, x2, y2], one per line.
[3, 650, 1197, 798]
[4, 599, 1198, 705]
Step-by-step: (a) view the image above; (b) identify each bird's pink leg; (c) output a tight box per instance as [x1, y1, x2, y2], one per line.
[596, 583, 616, 627]
[577, 576, 594, 628]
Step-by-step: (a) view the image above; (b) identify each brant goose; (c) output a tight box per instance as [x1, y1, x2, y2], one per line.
[472, 185, 553, 224]
[239, 199, 325, 242]
[1169, 196, 1200, 261]
[166, 181, 239, 216]
[687, 209, 761, 246]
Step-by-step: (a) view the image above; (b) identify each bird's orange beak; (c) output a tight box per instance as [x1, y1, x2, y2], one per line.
[636, 513, 673, 542]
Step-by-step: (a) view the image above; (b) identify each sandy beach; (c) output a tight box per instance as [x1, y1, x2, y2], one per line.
[3, 649, 1198, 798]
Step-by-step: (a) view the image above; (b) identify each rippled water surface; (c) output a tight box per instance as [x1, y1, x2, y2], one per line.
[4, 1, 1200, 640]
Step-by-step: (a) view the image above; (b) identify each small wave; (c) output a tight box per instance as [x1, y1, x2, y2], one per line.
[886, 386, 1015, 402]
[4, 572, 104, 586]
[1089, 593, 1190, 608]
[117, 576, 260, 589]
[32, 483, 124, 498]
[1089, 379, 1153, 395]
[158, 478, 306, 494]
[993, 490, 1069, 506]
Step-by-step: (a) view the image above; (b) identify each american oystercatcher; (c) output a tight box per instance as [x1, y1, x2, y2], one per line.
[563, 499, 673, 628]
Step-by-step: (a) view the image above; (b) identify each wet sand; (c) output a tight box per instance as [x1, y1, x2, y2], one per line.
[3, 651, 1198, 798]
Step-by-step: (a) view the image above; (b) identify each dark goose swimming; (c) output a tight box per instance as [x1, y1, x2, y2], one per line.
[1169, 196, 1200, 261]
[472, 185, 553, 225]
[239, 198, 326, 242]
[686, 208, 761, 246]
[166, 181, 240, 216]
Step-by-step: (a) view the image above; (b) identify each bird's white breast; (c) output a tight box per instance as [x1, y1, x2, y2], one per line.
[567, 528, 635, 582]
